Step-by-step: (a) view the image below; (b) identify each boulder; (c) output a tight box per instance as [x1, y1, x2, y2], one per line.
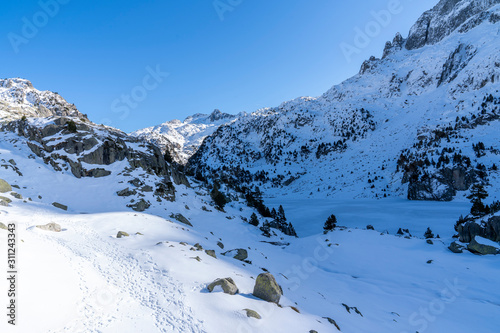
[448, 241, 465, 253]
[467, 237, 500, 255]
[207, 278, 239, 295]
[252, 273, 282, 304]
[36, 223, 62, 232]
[0, 196, 12, 206]
[127, 199, 150, 212]
[243, 309, 261, 319]
[0, 179, 12, 193]
[205, 250, 217, 258]
[170, 213, 193, 227]
[52, 202, 68, 211]
[117, 188, 137, 197]
[10, 192, 22, 199]
[223, 248, 248, 261]
[117, 231, 130, 238]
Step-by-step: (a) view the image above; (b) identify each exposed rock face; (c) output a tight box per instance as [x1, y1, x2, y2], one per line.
[382, 33, 405, 59]
[0, 78, 84, 121]
[457, 216, 500, 243]
[36, 223, 62, 232]
[467, 237, 500, 255]
[207, 277, 239, 295]
[405, 0, 500, 50]
[252, 273, 283, 304]
[407, 167, 476, 201]
[438, 43, 477, 86]
[1, 117, 171, 180]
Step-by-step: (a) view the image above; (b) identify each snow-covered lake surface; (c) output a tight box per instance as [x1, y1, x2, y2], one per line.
[266, 197, 470, 238]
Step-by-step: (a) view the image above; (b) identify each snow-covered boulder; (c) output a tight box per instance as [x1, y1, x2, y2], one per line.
[36, 223, 62, 232]
[467, 236, 500, 255]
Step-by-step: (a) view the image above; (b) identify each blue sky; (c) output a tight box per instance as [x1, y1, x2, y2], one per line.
[1, 0, 438, 132]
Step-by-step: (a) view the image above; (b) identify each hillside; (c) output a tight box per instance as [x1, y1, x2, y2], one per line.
[1, 1, 500, 332]
[187, 0, 500, 203]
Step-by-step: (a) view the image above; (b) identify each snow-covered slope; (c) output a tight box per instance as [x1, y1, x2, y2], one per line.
[0, 78, 84, 122]
[188, 0, 500, 202]
[132, 109, 240, 164]
[1, 129, 500, 333]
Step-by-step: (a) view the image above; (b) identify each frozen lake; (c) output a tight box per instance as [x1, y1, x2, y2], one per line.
[265, 197, 471, 238]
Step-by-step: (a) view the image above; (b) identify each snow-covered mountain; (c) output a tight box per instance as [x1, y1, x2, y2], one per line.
[131, 109, 240, 164]
[187, 0, 500, 202]
[1, 1, 500, 332]
[0, 78, 84, 121]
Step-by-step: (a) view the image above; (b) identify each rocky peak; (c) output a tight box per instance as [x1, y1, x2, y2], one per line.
[0, 78, 84, 121]
[405, 0, 500, 50]
[1, 78, 34, 89]
[382, 32, 405, 59]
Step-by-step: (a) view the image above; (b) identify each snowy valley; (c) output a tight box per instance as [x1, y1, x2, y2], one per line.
[1, 0, 500, 333]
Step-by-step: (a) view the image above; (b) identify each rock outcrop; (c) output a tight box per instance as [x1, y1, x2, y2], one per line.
[457, 215, 500, 243]
[405, 0, 500, 50]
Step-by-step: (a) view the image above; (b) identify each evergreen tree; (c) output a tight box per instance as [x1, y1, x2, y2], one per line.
[323, 214, 337, 234]
[260, 220, 271, 237]
[249, 213, 259, 227]
[424, 227, 434, 239]
[66, 120, 77, 133]
[467, 183, 489, 216]
[277, 205, 286, 223]
[210, 182, 227, 209]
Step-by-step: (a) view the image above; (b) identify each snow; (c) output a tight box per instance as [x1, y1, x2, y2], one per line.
[1, 126, 500, 333]
[131, 110, 240, 163]
[0, 2, 499, 333]
[475, 236, 500, 248]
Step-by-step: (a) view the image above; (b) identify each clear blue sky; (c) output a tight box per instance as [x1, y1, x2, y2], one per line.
[0, 0, 438, 132]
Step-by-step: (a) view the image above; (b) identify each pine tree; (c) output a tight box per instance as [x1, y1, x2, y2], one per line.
[467, 183, 489, 216]
[249, 213, 259, 227]
[210, 182, 227, 209]
[424, 227, 434, 239]
[260, 220, 271, 237]
[323, 214, 337, 234]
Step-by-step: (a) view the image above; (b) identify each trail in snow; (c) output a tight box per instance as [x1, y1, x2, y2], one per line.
[31, 219, 206, 333]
